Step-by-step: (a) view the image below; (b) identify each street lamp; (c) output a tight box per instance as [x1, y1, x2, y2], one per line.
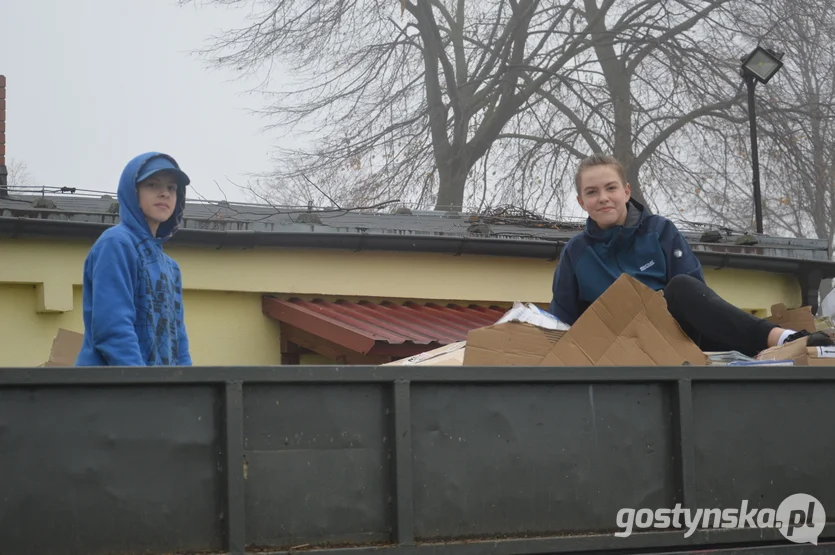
[740, 45, 784, 234]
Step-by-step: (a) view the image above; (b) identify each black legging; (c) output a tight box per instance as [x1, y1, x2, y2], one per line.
[664, 274, 778, 357]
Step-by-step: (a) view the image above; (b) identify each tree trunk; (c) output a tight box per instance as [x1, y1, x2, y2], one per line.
[435, 152, 470, 211]
[581, 0, 647, 208]
[625, 163, 649, 209]
[809, 91, 829, 240]
[611, 83, 649, 208]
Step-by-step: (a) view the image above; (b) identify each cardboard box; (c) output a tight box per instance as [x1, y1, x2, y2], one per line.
[384, 342, 466, 366]
[40, 328, 83, 367]
[756, 335, 835, 366]
[807, 345, 835, 365]
[463, 324, 566, 366]
[464, 274, 707, 367]
[766, 303, 816, 334]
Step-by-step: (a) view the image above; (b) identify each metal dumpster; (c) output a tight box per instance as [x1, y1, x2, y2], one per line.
[0, 364, 832, 555]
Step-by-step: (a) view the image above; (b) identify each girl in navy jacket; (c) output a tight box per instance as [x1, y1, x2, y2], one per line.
[549, 154, 832, 357]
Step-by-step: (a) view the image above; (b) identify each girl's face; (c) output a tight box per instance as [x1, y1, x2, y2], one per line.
[577, 165, 631, 229]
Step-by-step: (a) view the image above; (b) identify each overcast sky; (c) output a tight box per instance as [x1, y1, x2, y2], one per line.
[1, 0, 289, 204]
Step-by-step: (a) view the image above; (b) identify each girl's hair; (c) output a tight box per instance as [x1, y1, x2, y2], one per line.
[575, 153, 627, 193]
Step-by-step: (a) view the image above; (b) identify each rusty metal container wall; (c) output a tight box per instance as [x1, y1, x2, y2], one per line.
[0, 365, 833, 555]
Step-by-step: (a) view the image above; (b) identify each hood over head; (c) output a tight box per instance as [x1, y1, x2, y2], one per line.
[117, 152, 189, 242]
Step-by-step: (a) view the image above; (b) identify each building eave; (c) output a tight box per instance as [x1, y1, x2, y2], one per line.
[2, 216, 835, 280]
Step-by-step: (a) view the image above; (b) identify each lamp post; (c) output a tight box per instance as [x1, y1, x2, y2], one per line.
[740, 45, 784, 234]
[0, 75, 6, 198]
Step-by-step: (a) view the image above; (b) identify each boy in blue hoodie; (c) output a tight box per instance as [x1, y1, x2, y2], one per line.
[75, 152, 193, 366]
[549, 153, 833, 358]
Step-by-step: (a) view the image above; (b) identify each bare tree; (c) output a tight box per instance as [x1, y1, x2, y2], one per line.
[757, 5, 835, 245]
[183, 0, 761, 212]
[183, 0, 827, 218]
[655, 0, 835, 238]
[182, 0, 624, 211]
[5, 158, 35, 191]
[493, 0, 816, 217]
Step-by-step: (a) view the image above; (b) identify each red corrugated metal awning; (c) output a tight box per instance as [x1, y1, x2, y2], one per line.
[262, 296, 507, 358]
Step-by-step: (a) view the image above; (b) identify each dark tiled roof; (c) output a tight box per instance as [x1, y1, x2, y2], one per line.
[0, 193, 831, 264]
[0, 193, 584, 239]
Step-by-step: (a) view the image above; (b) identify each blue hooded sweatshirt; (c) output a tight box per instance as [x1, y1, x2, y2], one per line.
[75, 152, 193, 367]
[549, 198, 705, 326]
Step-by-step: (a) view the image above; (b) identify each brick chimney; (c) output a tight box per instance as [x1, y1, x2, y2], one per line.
[0, 75, 6, 198]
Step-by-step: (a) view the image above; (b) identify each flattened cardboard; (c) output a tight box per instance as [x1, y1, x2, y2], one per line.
[463, 274, 706, 367]
[385, 342, 465, 366]
[766, 303, 816, 334]
[539, 275, 707, 367]
[756, 336, 807, 365]
[463, 324, 565, 366]
[40, 328, 83, 367]
[756, 335, 835, 366]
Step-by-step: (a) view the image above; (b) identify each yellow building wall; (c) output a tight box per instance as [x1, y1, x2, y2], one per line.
[0, 285, 84, 367]
[0, 237, 805, 367]
[0, 284, 282, 368]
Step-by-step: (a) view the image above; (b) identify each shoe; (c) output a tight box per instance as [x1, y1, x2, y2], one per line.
[784, 330, 835, 347]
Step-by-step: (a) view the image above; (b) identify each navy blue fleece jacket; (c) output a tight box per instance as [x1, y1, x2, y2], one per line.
[549, 199, 704, 325]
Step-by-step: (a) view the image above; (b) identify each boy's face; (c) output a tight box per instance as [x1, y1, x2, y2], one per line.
[576, 165, 631, 229]
[137, 171, 178, 228]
